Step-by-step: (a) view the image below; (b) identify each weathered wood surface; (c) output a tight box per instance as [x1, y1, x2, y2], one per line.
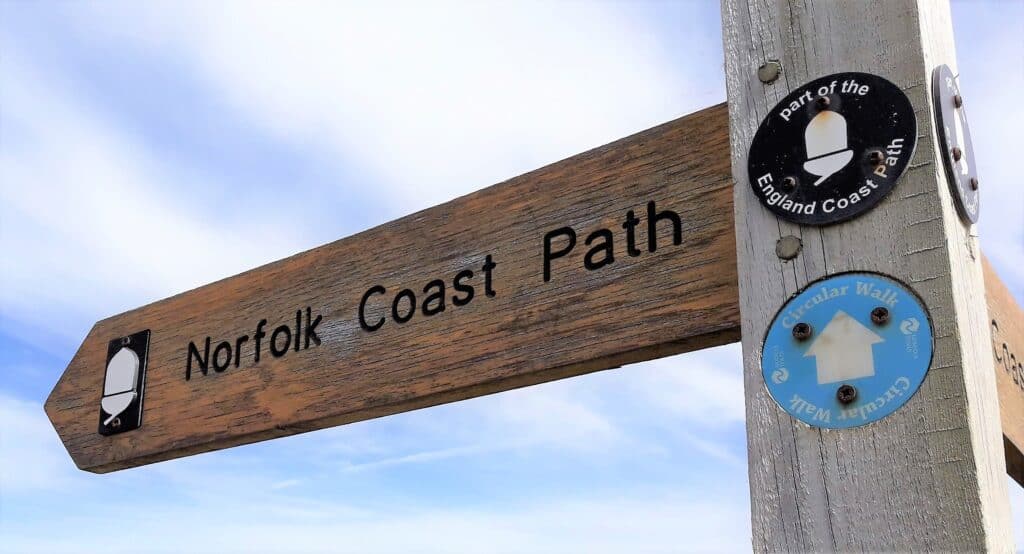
[46, 104, 741, 474]
[721, 0, 1014, 551]
[985, 256, 1024, 487]
[46, 95, 1024, 492]
[46, 99, 1024, 489]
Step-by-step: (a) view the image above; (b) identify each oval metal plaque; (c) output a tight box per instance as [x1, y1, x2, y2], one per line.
[761, 273, 933, 429]
[748, 72, 918, 226]
[932, 64, 979, 224]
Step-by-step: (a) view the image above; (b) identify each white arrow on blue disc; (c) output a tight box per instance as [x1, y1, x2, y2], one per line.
[761, 273, 933, 429]
[804, 310, 884, 384]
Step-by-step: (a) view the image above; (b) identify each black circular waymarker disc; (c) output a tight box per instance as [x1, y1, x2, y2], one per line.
[747, 72, 917, 226]
[932, 64, 979, 224]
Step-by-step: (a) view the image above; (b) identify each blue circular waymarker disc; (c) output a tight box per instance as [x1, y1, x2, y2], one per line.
[761, 273, 933, 429]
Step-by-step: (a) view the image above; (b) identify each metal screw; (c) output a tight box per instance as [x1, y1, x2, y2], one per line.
[781, 176, 798, 192]
[970, 177, 979, 191]
[952, 146, 963, 162]
[792, 322, 813, 341]
[954, 94, 963, 108]
[870, 306, 890, 325]
[815, 95, 831, 110]
[867, 149, 885, 166]
[110, 417, 122, 429]
[121, 337, 131, 346]
[775, 235, 803, 261]
[757, 61, 782, 84]
[837, 384, 858, 405]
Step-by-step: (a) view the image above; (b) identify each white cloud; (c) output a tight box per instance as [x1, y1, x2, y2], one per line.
[2, 2, 1020, 551]
[1010, 477, 1024, 549]
[282, 374, 632, 475]
[66, 1, 722, 214]
[280, 346, 744, 477]
[0, 393, 83, 495]
[0, 370, 750, 553]
[0, 490, 750, 554]
[0, 54, 308, 351]
[482, 380, 622, 449]
[950, 3, 1024, 293]
[627, 344, 745, 429]
[270, 478, 302, 490]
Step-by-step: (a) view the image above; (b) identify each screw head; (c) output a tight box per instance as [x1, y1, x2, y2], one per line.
[757, 61, 782, 84]
[970, 177, 979, 190]
[781, 176, 798, 192]
[952, 146, 963, 162]
[837, 384, 858, 405]
[815, 95, 831, 110]
[870, 306, 890, 325]
[775, 235, 803, 261]
[792, 322, 813, 341]
[110, 417, 122, 429]
[867, 150, 885, 166]
[954, 94, 963, 108]
[121, 337, 131, 346]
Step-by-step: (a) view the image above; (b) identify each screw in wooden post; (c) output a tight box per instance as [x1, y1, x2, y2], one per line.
[792, 322, 813, 341]
[836, 384, 858, 405]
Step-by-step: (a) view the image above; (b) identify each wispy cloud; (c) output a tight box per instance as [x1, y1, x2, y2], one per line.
[270, 478, 302, 490]
[0, 393, 83, 495]
[340, 444, 500, 473]
[626, 344, 746, 429]
[1011, 478, 1024, 549]
[63, 1, 723, 214]
[332, 379, 631, 472]
[1, 1, 1021, 551]
[287, 346, 746, 476]
[0, 54, 309, 354]
[2, 489, 751, 554]
[950, 1, 1024, 293]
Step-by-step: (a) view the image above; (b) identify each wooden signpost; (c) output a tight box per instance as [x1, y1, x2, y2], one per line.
[45, 104, 1024, 483]
[44, 0, 1019, 549]
[46, 105, 741, 473]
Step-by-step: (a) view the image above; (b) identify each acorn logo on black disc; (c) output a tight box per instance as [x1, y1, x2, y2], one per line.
[748, 72, 917, 226]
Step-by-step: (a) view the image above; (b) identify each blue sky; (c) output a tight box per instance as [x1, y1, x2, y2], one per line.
[0, 1, 1021, 552]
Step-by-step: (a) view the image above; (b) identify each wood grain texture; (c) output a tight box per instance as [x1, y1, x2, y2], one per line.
[45, 104, 740, 474]
[46, 93, 1024, 494]
[721, 0, 1015, 551]
[984, 256, 1024, 487]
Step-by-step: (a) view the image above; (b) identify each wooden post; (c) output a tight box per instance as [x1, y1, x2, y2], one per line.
[721, 0, 1015, 550]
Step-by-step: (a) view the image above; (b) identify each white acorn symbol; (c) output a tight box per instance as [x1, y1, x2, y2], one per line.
[101, 347, 139, 426]
[802, 110, 854, 186]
